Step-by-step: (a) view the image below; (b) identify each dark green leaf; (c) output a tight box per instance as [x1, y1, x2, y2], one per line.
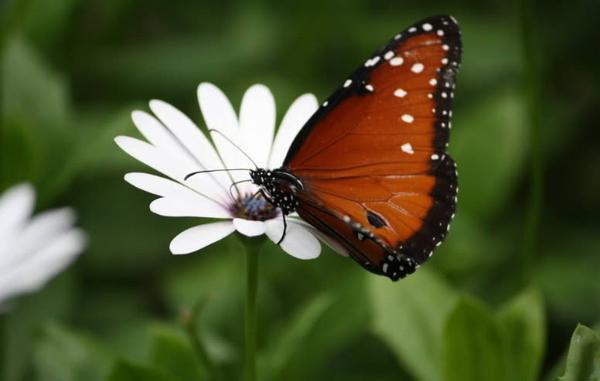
[260, 294, 332, 381]
[106, 360, 177, 381]
[441, 297, 511, 381]
[557, 325, 600, 381]
[498, 288, 545, 381]
[370, 269, 458, 381]
[149, 325, 204, 381]
[33, 323, 113, 381]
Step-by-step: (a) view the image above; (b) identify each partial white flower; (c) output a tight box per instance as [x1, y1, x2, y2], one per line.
[0, 184, 86, 307]
[115, 83, 326, 259]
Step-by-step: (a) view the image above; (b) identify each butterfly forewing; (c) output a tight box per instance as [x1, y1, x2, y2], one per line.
[284, 15, 462, 280]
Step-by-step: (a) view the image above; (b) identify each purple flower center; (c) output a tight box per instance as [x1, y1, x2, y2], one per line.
[230, 192, 278, 221]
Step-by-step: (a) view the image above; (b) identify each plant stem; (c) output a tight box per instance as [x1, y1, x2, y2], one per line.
[244, 238, 261, 381]
[517, 0, 543, 284]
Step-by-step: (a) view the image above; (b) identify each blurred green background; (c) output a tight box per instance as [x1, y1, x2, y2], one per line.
[1, 0, 599, 380]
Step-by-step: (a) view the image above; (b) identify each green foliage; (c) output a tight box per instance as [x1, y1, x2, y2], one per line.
[499, 289, 545, 381]
[371, 270, 547, 381]
[259, 294, 332, 381]
[452, 89, 527, 220]
[370, 269, 457, 381]
[1, 0, 599, 380]
[106, 361, 176, 381]
[442, 297, 511, 381]
[32, 323, 114, 381]
[558, 325, 600, 381]
[149, 326, 205, 381]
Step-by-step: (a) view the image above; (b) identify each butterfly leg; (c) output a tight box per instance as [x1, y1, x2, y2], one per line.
[277, 213, 287, 245]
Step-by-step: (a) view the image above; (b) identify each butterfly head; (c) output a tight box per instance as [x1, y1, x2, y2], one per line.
[249, 168, 303, 215]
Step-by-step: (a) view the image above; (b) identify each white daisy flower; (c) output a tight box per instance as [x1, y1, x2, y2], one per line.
[0, 183, 86, 307]
[115, 83, 330, 259]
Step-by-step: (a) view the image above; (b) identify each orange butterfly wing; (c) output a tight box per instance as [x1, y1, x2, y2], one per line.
[284, 15, 462, 280]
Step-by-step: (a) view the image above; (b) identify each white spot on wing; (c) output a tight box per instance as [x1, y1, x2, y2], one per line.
[394, 88, 407, 98]
[429, 78, 437, 86]
[411, 63, 424, 73]
[343, 79, 352, 88]
[401, 114, 414, 123]
[390, 57, 404, 66]
[422, 23, 433, 31]
[384, 51, 394, 60]
[401, 143, 414, 154]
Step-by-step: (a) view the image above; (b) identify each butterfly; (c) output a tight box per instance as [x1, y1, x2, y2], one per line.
[243, 15, 460, 281]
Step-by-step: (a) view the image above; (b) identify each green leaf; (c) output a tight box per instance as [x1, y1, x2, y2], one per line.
[149, 326, 204, 381]
[264, 270, 370, 381]
[106, 360, 177, 381]
[557, 325, 600, 381]
[441, 297, 511, 381]
[32, 323, 113, 381]
[0, 37, 75, 202]
[498, 288, 546, 381]
[369, 269, 458, 381]
[451, 89, 527, 219]
[1, 37, 70, 133]
[260, 294, 332, 381]
[0, 116, 41, 189]
[0, 274, 75, 381]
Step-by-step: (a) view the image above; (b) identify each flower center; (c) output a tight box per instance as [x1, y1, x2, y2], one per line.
[230, 192, 278, 221]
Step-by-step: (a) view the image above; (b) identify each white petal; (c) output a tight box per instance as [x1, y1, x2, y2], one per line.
[233, 218, 266, 237]
[148, 99, 231, 191]
[132, 111, 194, 165]
[125, 172, 230, 218]
[0, 183, 35, 255]
[197, 83, 238, 141]
[115, 136, 229, 204]
[0, 208, 76, 269]
[0, 228, 86, 305]
[130, 111, 226, 201]
[169, 221, 235, 255]
[125, 172, 187, 197]
[150, 196, 229, 218]
[266, 219, 321, 259]
[288, 217, 349, 257]
[197, 83, 248, 182]
[268, 94, 318, 168]
[238, 84, 275, 168]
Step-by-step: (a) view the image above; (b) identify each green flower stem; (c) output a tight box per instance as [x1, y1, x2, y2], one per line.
[517, 0, 544, 283]
[243, 237, 263, 381]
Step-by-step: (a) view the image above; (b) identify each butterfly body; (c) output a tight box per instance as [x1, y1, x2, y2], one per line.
[252, 15, 462, 281]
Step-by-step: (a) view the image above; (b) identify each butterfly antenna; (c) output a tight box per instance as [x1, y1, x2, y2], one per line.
[185, 168, 252, 181]
[228, 179, 252, 200]
[209, 129, 259, 169]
